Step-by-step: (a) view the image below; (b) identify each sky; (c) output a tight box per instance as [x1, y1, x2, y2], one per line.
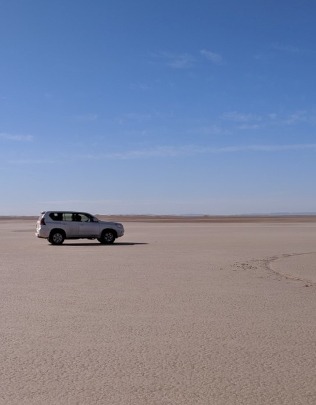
[1, 0, 316, 215]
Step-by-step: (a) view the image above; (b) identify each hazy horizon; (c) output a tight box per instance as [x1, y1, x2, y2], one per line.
[2, 211, 316, 219]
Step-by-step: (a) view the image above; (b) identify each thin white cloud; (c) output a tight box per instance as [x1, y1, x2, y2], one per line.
[151, 51, 195, 69]
[200, 49, 223, 65]
[73, 143, 316, 160]
[221, 112, 262, 123]
[255, 43, 311, 62]
[271, 43, 303, 54]
[73, 113, 98, 122]
[7, 143, 316, 165]
[117, 112, 153, 124]
[221, 110, 316, 129]
[237, 124, 260, 130]
[84, 146, 184, 160]
[214, 144, 316, 153]
[187, 124, 230, 136]
[190, 144, 316, 154]
[129, 82, 152, 91]
[8, 158, 55, 165]
[151, 49, 223, 69]
[283, 111, 308, 125]
[0, 132, 34, 142]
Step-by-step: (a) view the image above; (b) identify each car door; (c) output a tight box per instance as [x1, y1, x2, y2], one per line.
[77, 213, 100, 237]
[62, 212, 79, 237]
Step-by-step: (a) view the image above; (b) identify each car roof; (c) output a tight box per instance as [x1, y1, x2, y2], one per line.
[44, 211, 92, 215]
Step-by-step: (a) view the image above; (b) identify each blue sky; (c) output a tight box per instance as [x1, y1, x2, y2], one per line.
[1, 0, 316, 215]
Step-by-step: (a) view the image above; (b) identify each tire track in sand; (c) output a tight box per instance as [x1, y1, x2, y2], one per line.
[234, 252, 316, 287]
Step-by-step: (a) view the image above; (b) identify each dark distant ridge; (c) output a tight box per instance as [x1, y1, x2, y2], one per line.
[1, 213, 316, 223]
[0, 216, 38, 220]
[97, 214, 316, 223]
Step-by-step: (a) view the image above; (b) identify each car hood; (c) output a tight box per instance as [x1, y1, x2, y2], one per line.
[98, 220, 122, 226]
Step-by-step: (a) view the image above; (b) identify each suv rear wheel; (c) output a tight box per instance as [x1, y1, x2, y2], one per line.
[49, 230, 65, 245]
[98, 230, 116, 244]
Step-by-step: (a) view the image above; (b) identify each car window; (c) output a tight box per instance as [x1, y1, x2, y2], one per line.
[47, 212, 94, 222]
[63, 213, 73, 221]
[79, 213, 90, 222]
[49, 212, 63, 221]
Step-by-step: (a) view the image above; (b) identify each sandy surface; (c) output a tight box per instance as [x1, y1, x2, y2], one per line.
[0, 219, 315, 404]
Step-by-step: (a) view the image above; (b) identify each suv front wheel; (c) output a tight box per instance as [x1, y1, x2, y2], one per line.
[98, 230, 116, 244]
[49, 230, 65, 245]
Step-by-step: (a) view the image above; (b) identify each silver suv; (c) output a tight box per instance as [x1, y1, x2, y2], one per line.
[36, 211, 124, 245]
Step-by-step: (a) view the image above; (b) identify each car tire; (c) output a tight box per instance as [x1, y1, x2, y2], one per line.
[49, 230, 65, 245]
[98, 230, 116, 244]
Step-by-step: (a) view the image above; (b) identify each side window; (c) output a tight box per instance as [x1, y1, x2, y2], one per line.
[63, 213, 73, 221]
[49, 212, 62, 221]
[71, 213, 83, 222]
[79, 213, 90, 222]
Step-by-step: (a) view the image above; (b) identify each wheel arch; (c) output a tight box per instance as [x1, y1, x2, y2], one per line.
[49, 228, 66, 238]
[102, 228, 117, 238]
